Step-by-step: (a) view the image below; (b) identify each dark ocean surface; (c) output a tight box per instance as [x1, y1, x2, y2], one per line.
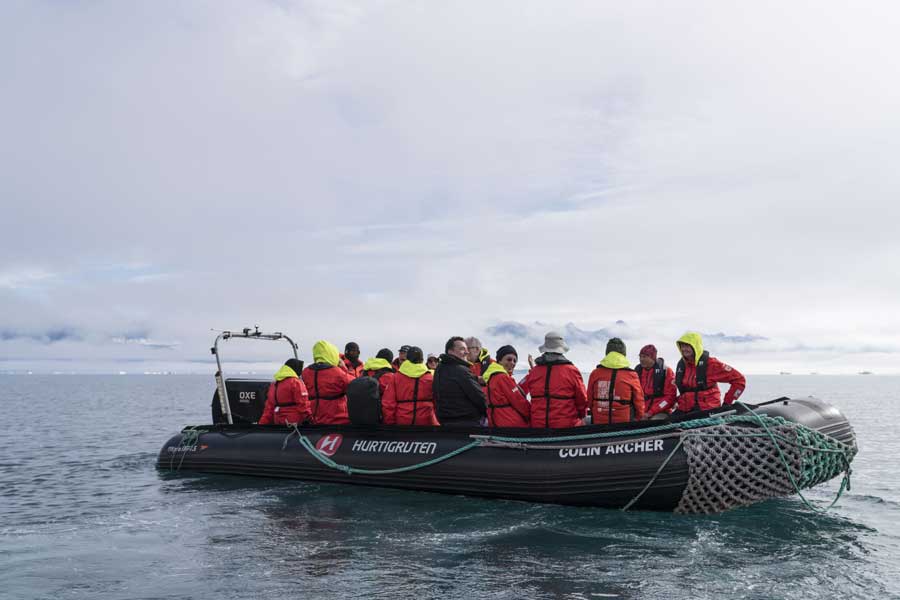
[1, 374, 898, 599]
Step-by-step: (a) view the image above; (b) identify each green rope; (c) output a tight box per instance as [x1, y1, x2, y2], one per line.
[483, 428, 849, 454]
[616, 405, 854, 512]
[479, 411, 855, 446]
[733, 401, 852, 512]
[180, 426, 205, 446]
[184, 407, 854, 513]
[617, 403, 853, 512]
[289, 425, 482, 476]
[481, 417, 727, 444]
[170, 426, 208, 471]
[621, 438, 685, 511]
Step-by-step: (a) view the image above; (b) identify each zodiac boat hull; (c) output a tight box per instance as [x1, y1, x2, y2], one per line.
[157, 397, 856, 513]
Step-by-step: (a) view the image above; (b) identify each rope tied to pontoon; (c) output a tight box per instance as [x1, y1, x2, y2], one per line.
[285, 405, 854, 513]
[286, 424, 482, 475]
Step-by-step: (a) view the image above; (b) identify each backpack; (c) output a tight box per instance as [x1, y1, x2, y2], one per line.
[347, 376, 383, 425]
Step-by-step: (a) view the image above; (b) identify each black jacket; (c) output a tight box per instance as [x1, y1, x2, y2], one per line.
[433, 353, 486, 422]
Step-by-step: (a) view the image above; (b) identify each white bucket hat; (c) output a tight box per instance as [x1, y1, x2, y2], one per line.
[538, 331, 569, 354]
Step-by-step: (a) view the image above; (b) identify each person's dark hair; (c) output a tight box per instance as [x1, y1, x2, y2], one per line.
[376, 348, 393, 362]
[496, 345, 518, 361]
[406, 346, 424, 363]
[606, 337, 626, 356]
[285, 358, 304, 374]
[345, 341, 359, 353]
[445, 336, 465, 353]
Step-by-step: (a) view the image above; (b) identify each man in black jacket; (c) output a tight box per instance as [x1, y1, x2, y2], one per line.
[433, 336, 487, 426]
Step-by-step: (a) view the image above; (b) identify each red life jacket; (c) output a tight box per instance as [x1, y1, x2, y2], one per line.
[485, 370, 530, 428]
[674, 352, 746, 412]
[521, 358, 587, 429]
[302, 364, 351, 425]
[636, 360, 677, 416]
[676, 351, 712, 412]
[635, 359, 666, 398]
[382, 372, 438, 426]
[258, 377, 310, 425]
[470, 356, 494, 378]
[340, 354, 365, 379]
[364, 368, 395, 396]
[587, 366, 645, 424]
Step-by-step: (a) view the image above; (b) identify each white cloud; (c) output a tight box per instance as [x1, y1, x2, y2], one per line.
[0, 268, 57, 290]
[1, 1, 899, 373]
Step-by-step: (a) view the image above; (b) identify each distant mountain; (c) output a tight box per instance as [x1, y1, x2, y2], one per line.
[484, 320, 633, 346]
[483, 321, 769, 350]
[484, 321, 532, 339]
[0, 327, 83, 344]
[703, 331, 769, 344]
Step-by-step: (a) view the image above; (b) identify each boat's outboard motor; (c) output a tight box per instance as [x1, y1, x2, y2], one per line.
[211, 379, 271, 424]
[347, 376, 383, 425]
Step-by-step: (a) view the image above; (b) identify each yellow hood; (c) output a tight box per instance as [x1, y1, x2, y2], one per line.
[599, 351, 630, 370]
[676, 332, 704, 366]
[478, 347, 490, 362]
[273, 364, 298, 381]
[482, 361, 508, 381]
[399, 360, 428, 378]
[363, 357, 393, 371]
[312, 340, 340, 366]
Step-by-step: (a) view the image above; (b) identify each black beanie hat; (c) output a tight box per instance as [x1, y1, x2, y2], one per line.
[285, 358, 304, 374]
[496, 345, 518, 361]
[406, 346, 424, 363]
[345, 341, 359, 353]
[376, 348, 393, 362]
[606, 337, 626, 356]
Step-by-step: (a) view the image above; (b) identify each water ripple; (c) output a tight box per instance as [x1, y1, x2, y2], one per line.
[1, 374, 899, 599]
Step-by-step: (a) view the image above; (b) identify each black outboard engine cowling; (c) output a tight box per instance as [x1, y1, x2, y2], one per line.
[211, 379, 271, 424]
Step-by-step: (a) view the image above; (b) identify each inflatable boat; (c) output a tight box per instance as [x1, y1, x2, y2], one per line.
[156, 329, 857, 514]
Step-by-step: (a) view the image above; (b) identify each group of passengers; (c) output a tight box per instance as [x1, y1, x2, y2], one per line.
[258, 331, 746, 429]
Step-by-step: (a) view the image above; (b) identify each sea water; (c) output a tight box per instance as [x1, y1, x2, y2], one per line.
[1, 375, 898, 599]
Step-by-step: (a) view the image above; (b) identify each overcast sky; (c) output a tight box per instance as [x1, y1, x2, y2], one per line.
[2, 1, 899, 375]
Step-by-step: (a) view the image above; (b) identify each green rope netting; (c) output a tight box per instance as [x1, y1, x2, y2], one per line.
[795, 423, 855, 489]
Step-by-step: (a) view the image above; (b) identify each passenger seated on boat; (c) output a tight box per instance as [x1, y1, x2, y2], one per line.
[258, 358, 310, 426]
[362, 348, 396, 396]
[301, 340, 353, 425]
[520, 332, 587, 429]
[340, 342, 365, 379]
[465, 336, 495, 387]
[587, 338, 645, 425]
[672, 332, 746, 414]
[635, 344, 677, 420]
[433, 336, 487, 427]
[392, 345, 410, 371]
[484, 345, 530, 428]
[382, 346, 440, 426]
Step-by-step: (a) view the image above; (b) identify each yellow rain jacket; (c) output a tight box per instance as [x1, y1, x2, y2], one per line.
[312, 340, 340, 366]
[274, 364, 299, 381]
[599, 351, 630, 370]
[363, 357, 393, 372]
[399, 360, 429, 379]
[676, 332, 704, 365]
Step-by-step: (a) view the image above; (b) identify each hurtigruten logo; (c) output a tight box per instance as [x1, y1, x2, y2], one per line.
[315, 434, 343, 457]
[352, 440, 437, 455]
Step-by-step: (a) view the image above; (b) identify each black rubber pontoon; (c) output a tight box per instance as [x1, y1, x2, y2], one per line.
[158, 395, 856, 513]
[159, 329, 857, 513]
